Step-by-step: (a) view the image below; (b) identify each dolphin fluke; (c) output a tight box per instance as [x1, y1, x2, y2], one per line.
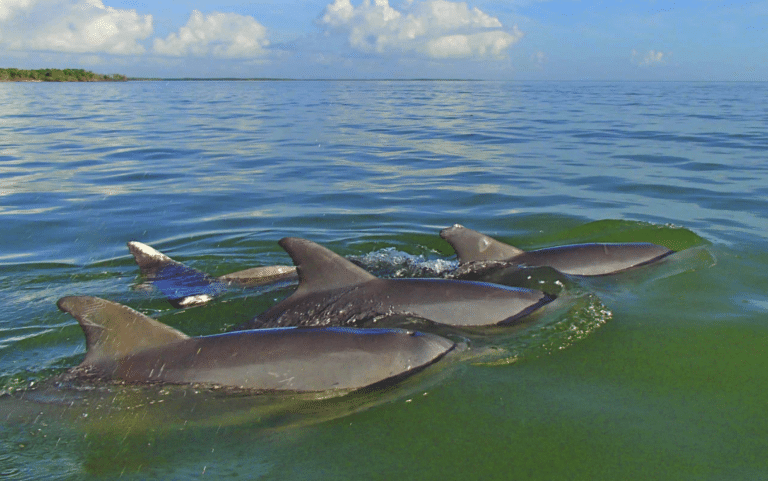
[441, 224, 675, 276]
[58, 296, 455, 392]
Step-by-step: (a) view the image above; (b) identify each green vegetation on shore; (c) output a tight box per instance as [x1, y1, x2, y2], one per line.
[0, 68, 127, 82]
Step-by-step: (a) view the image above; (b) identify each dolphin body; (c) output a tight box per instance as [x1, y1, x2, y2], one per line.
[57, 296, 454, 392]
[127, 241, 297, 307]
[240, 237, 555, 330]
[440, 224, 674, 277]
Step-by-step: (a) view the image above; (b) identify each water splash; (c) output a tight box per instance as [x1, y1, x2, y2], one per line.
[349, 247, 457, 278]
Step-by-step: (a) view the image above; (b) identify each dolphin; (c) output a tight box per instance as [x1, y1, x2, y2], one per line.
[127, 241, 297, 307]
[239, 237, 555, 330]
[440, 224, 675, 277]
[57, 296, 454, 392]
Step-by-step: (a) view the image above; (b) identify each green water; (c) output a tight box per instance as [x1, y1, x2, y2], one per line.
[1, 80, 767, 479]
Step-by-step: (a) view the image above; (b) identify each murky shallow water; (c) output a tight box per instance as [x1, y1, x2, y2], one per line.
[1, 80, 766, 479]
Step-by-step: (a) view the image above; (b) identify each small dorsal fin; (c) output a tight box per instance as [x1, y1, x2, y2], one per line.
[127, 241, 175, 276]
[440, 224, 525, 263]
[57, 296, 189, 368]
[127, 241, 226, 307]
[279, 238, 375, 294]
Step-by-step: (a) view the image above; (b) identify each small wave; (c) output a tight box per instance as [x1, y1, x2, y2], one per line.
[533, 218, 708, 252]
[0, 328, 57, 351]
[469, 293, 613, 366]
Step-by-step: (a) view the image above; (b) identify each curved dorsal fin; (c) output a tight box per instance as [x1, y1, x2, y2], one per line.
[440, 224, 525, 263]
[57, 296, 189, 368]
[127, 241, 175, 276]
[127, 241, 225, 307]
[279, 238, 375, 295]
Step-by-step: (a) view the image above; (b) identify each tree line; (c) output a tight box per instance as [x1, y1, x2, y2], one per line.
[0, 68, 127, 82]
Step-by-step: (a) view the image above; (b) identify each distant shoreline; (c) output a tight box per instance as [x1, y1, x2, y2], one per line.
[2, 72, 764, 83]
[0, 68, 126, 82]
[0, 70, 478, 82]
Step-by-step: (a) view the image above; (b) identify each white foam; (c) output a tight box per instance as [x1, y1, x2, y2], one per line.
[351, 247, 458, 278]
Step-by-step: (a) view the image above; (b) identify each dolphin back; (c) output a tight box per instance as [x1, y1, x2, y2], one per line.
[519, 243, 674, 276]
[58, 296, 455, 392]
[384, 278, 554, 326]
[218, 265, 297, 285]
[132, 327, 456, 391]
[441, 224, 675, 276]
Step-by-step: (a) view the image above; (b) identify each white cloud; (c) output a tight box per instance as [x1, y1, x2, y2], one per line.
[426, 30, 520, 58]
[632, 49, 668, 66]
[153, 10, 269, 58]
[0, 0, 152, 54]
[0, 0, 37, 21]
[318, 0, 523, 59]
[422, 0, 501, 29]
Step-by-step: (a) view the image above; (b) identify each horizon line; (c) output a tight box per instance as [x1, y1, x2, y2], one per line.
[125, 77, 768, 82]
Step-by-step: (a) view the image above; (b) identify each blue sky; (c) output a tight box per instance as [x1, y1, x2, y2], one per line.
[1, 0, 766, 80]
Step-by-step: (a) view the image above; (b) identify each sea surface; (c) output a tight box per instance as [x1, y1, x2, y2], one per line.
[1, 80, 767, 479]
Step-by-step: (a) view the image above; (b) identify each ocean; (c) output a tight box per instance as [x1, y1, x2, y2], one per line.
[1, 80, 767, 479]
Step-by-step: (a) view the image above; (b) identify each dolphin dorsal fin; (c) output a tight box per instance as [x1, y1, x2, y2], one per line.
[127, 241, 175, 276]
[57, 296, 189, 367]
[440, 224, 525, 263]
[279, 237, 376, 294]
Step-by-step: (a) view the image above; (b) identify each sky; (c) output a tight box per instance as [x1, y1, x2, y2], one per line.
[0, 0, 766, 80]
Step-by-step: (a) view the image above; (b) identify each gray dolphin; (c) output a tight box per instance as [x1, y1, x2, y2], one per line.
[240, 237, 554, 330]
[128, 241, 297, 307]
[57, 296, 454, 392]
[440, 224, 674, 277]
